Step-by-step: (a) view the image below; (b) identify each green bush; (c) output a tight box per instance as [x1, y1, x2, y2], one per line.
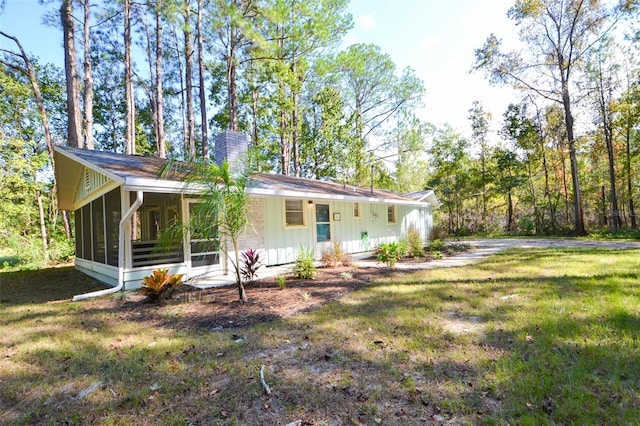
[48, 237, 75, 264]
[375, 241, 407, 267]
[293, 246, 316, 279]
[428, 239, 444, 252]
[406, 226, 425, 258]
[516, 217, 535, 235]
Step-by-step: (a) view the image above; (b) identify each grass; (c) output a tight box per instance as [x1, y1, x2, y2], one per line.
[2, 248, 640, 424]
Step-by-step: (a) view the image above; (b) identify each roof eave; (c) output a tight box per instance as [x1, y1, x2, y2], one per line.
[123, 177, 202, 194]
[54, 146, 126, 185]
[246, 187, 428, 206]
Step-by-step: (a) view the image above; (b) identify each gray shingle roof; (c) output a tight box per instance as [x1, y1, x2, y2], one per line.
[55, 146, 427, 205]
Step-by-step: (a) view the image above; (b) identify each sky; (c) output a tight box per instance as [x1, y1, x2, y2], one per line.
[1, 0, 522, 138]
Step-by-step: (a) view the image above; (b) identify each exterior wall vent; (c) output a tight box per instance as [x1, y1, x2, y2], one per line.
[84, 167, 91, 192]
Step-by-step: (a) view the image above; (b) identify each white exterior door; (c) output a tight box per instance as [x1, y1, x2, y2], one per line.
[314, 203, 332, 259]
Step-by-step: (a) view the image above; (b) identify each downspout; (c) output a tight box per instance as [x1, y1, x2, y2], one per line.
[73, 191, 144, 301]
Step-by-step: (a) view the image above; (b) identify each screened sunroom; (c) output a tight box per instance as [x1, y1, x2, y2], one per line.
[54, 146, 224, 292]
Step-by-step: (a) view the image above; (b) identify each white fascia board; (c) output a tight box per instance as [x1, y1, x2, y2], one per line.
[423, 191, 441, 208]
[246, 187, 428, 207]
[410, 190, 441, 208]
[55, 147, 125, 185]
[123, 177, 203, 194]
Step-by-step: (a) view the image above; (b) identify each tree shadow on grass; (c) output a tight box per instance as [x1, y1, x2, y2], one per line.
[0, 266, 108, 305]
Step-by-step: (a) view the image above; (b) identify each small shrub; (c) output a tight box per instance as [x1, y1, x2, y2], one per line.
[443, 242, 470, 254]
[112, 290, 135, 301]
[429, 239, 444, 252]
[432, 251, 442, 259]
[240, 249, 263, 286]
[321, 241, 353, 268]
[406, 226, 425, 258]
[141, 268, 184, 303]
[375, 241, 407, 267]
[516, 217, 535, 235]
[293, 246, 316, 279]
[300, 291, 311, 301]
[340, 271, 353, 280]
[276, 275, 286, 289]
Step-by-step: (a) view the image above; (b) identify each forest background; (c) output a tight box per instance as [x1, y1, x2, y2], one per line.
[1, 0, 640, 268]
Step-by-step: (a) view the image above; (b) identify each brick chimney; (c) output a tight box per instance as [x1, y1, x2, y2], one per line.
[214, 130, 249, 173]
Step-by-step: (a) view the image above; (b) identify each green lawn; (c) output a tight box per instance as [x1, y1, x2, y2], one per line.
[2, 248, 640, 425]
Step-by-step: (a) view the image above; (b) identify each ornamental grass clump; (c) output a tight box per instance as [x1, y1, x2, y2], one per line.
[141, 268, 184, 303]
[321, 241, 352, 267]
[293, 246, 316, 279]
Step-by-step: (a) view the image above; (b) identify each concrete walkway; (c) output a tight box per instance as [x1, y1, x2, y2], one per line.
[353, 237, 640, 271]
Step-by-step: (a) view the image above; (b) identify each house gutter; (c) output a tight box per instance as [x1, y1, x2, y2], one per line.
[72, 191, 144, 301]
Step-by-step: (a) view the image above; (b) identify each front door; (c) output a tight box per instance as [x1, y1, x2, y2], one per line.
[315, 203, 331, 259]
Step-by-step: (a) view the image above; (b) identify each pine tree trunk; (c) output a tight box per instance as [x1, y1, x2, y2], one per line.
[506, 191, 513, 233]
[227, 28, 238, 132]
[196, 0, 208, 159]
[124, 0, 135, 155]
[155, 0, 166, 158]
[291, 58, 300, 177]
[172, 28, 188, 156]
[626, 124, 637, 228]
[61, 0, 82, 148]
[560, 71, 585, 235]
[83, 0, 94, 149]
[252, 87, 259, 169]
[141, 10, 158, 155]
[38, 195, 49, 265]
[184, 0, 196, 159]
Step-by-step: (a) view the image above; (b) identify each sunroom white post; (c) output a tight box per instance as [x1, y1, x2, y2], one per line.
[182, 196, 191, 279]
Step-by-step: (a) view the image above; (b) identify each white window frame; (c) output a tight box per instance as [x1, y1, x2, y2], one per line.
[387, 205, 397, 224]
[353, 202, 361, 219]
[284, 199, 306, 228]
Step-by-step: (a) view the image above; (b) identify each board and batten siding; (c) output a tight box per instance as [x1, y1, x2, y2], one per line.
[398, 204, 433, 243]
[261, 198, 433, 266]
[263, 197, 314, 265]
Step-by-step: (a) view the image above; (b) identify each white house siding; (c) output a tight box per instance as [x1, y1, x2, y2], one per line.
[261, 199, 434, 266]
[398, 205, 433, 244]
[330, 201, 389, 253]
[263, 197, 314, 265]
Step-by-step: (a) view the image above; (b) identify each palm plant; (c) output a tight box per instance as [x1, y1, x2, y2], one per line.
[160, 159, 251, 303]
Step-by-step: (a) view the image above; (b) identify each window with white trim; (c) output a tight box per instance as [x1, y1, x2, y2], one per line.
[387, 205, 397, 224]
[285, 199, 305, 227]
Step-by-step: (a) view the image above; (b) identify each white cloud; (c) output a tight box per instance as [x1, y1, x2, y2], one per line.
[355, 13, 376, 31]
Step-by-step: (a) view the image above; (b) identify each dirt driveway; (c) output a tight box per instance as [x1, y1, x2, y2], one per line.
[382, 237, 640, 271]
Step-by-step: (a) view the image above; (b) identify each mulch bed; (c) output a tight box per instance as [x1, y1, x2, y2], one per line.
[90, 265, 396, 331]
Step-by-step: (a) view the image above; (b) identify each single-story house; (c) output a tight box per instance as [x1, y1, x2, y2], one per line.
[54, 131, 439, 299]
